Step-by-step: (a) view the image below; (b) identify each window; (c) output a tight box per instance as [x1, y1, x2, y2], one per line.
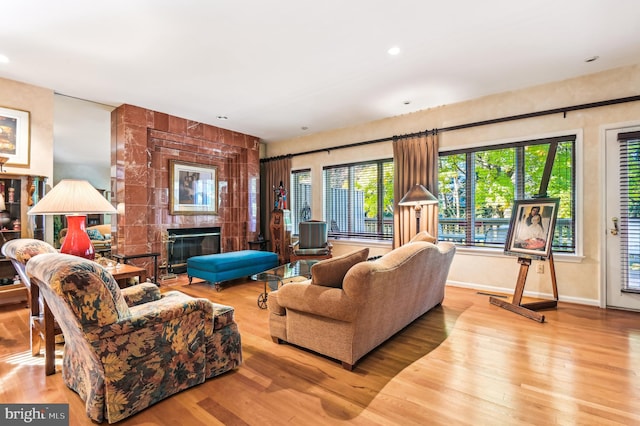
[438, 135, 576, 253]
[617, 131, 640, 292]
[324, 159, 394, 240]
[291, 169, 311, 235]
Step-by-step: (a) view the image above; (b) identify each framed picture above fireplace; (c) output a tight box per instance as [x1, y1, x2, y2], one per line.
[169, 160, 218, 215]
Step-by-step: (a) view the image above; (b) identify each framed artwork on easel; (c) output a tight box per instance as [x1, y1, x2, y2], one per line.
[504, 198, 560, 260]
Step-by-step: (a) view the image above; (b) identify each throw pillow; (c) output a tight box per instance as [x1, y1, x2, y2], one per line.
[87, 228, 105, 240]
[408, 230, 436, 244]
[311, 247, 369, 288]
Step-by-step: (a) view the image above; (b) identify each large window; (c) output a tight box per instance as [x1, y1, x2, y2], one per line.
[324, 159, 394, 240]
[291, 169, 311, 235]
[438, 135, 576, 253]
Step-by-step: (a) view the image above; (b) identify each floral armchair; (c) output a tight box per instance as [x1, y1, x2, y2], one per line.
[26, 252, 242, 424]
[1, 238, 57, 357]
[2, 238, 163, 375]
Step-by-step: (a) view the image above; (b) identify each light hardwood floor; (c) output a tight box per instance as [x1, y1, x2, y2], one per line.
[1, 276, 639, 425]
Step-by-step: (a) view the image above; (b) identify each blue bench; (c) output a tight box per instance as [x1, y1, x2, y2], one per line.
[187, 250, 279, 291]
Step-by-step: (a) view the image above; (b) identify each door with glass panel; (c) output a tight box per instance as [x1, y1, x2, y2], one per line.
[605, 126, 640, 310]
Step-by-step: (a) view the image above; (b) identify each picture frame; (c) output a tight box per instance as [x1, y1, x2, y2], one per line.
[0, 106, 30, 167]
[169, 160, 218, 215]
[504, 198, 560, 260]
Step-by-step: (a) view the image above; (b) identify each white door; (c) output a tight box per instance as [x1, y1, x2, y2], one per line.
[605, 125, 640, 310]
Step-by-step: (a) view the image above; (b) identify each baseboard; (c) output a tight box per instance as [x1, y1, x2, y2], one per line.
[446, 280, 600, 307]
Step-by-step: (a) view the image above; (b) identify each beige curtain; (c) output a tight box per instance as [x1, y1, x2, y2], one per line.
[260, 156, 292, 241]
[393, 132, 439, 247]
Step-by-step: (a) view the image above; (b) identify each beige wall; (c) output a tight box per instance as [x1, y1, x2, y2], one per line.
[0, 77, 54, 178]
[0, 77, 55, 240]
[264, 63, 640, 306]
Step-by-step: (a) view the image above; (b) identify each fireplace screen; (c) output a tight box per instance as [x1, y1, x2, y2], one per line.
[165, 227, 221, 274]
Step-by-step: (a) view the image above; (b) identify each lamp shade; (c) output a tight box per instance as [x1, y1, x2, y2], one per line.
[398, 184, 438, 206]
[28, 179, 116, 260]
[27, 179, 117, 215]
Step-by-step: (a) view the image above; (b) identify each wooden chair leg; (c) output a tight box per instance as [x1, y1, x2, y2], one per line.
[30, 316, 42, 357]
[28, 285, 43, 356]
[43, 301, 56, 376]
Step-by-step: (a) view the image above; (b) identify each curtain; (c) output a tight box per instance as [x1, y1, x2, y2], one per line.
[260, 156, 292, 241]
[393, 132, 439, 247]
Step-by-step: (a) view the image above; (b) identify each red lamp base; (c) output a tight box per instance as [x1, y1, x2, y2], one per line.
[60, 215, 95, 260]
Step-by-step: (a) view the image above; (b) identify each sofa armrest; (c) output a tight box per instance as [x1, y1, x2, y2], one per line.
[272, 282, 358, 322]
[120, 282, 162, 306]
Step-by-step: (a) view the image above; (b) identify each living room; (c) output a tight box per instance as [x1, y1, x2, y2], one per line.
[5, 64, 640, 309]
[1, 2, 640, 424]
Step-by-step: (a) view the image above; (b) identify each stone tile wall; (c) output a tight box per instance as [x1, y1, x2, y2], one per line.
[111, 104, 261, 274]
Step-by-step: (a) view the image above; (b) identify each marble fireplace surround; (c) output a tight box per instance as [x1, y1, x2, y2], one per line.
[111, 104, 261, 275]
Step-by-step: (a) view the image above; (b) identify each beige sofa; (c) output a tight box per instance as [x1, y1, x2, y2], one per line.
[268, 239, 456, 370]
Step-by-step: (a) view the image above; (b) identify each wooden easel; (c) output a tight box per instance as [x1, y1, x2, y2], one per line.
[489, 254, 558, 322]
[490, 141, 560, 323]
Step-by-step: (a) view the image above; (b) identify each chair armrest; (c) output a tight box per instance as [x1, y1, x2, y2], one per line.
[85, 292, 214, 340]
[120, 282, 162, 306]
[272, 282, 358, 322]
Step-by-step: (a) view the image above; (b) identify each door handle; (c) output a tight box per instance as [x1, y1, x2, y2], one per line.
[611, 217, 619, 235]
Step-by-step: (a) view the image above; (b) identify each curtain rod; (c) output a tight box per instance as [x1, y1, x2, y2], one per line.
[260, 94, 640, 163]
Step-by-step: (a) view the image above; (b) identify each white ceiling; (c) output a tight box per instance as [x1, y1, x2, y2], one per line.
[2, 0, 640, 156]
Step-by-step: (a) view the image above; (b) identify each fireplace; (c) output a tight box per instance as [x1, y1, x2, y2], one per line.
[165, 227, 221, 274]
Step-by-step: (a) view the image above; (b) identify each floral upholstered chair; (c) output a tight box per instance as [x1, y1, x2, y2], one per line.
[2, 238, 164, 375]
[1, 238, 57, 357]
[26, 252, 242, 424]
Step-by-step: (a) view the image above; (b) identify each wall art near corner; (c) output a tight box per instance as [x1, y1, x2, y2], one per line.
[0, 106, 30, 167]
[169, 160, 218, 215]
[504, 198, 559, 260]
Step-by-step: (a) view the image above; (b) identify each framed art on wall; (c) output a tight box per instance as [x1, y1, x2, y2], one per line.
[504, 198, 559, 260]
[169, 160, 218, 215]
[0, 106, 30, 167]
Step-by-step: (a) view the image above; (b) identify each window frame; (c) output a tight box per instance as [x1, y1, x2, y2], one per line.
[290, 168, 311, 235]
[323, 158, 394, 240]
[438, 131, 583, 259]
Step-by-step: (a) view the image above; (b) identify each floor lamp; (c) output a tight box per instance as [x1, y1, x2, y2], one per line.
[398, 184, 438, 234]
[28, 179, 117, 260]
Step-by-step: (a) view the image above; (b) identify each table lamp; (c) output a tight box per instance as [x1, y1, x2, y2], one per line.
[28, 179, 117, 259]
[398, 184, 438, 233]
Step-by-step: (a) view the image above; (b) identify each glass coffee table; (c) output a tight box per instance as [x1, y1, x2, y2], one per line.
[251, 260, 318, 309]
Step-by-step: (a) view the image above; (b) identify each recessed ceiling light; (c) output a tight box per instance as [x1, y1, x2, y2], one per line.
[0, 54, 9, 64]
[301, 126, 309, 131]
[388, 46, 400, 56]
[585, 55, 599, 63]
[403, 100, 411, 105]
[216, 115, 228, 120]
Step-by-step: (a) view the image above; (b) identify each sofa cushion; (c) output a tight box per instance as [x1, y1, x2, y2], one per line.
[408, 230, 437, 244]
[87, 228, 105, 240]
[310, 247, 369, 288]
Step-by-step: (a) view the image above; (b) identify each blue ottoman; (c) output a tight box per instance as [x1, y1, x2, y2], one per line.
[187, 250, 279, 291]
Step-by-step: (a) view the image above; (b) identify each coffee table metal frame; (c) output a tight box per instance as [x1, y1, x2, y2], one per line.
[251, 260, 318, 309]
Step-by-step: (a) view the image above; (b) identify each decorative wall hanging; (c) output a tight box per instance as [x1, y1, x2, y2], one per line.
[0, 106, 30, 167]
[169, 160, 218, 215]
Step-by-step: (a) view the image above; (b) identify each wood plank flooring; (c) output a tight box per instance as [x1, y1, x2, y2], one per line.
[1, 276, 639, 425]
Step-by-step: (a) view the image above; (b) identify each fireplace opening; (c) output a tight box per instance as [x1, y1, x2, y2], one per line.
[165, 227, 221, 274]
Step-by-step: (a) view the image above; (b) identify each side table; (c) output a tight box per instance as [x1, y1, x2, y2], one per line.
[109, 264, 147, 288]
[112, 252, 160, 283]
[248, 240, 270, 251]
